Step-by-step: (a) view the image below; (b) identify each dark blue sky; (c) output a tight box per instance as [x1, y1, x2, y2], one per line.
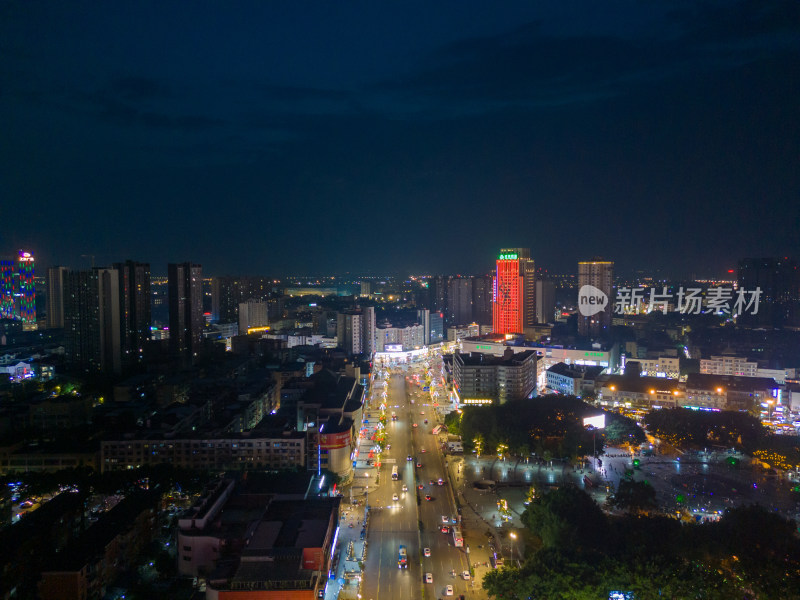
[2, 1, 799, 277]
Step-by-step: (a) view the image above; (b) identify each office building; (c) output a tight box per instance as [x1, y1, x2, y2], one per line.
[46, 266, 68, 329]
[737, 257, 800, 329]
[113, 260, 151, 365]
[453, 348, 537, 405]
[492, 248, 535, 334]
[577, 259, 614, 338]
[168, 262, 203, 361]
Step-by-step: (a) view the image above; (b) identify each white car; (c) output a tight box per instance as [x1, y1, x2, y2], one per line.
[425, 573, 433, 584]
[442, 515, 449, 523]
[401, 484, 408, 492]
[392, 493, 399, 501]
[445, 585, 454, 596]
[462, 571, 470, 580]
[424, 547, 431, 557]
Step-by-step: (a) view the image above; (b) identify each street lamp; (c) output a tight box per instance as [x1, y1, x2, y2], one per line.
[509, 532, 518, 565]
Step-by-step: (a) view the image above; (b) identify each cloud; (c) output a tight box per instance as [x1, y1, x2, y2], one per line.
[368, 2, 800, 118]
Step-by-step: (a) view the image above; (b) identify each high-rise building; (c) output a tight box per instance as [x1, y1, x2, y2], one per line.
[113, 261, 151, 365]
[168, 263, 204, 361]
[238, 299, 269, 334]
[361, 305, 376, 355]
[360, 281, 372, 298]
[472, 275, 494, 325]
[535, 279, 556, 324]
[492, 248, 535, 334]
[737, 257, 800, 329]
[577, 259, 614, 338]
[430, 311, 444, 344]
[17, 251, 36, 330]
[64, 268, 122, 373]
[336, 306, 375, 355]
[447, 277, 473, 326]
[211, 276, 273, 323]
[417, 309, 430, 345]
[430, 275, 449, 314]
[0, 257, 13, 319]
[46, 266, 68, 329]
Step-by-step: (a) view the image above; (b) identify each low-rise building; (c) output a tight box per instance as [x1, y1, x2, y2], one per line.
[453, 348, 537, 405]
[598, 376, 684, 410]
[100, 429, 306, 473]
[684, 374, 781, 412]
[632, 356, 680, 379]
[545, 363, 605, 397]
[38, 489, 159, 600]
[177, 477, 339, 599]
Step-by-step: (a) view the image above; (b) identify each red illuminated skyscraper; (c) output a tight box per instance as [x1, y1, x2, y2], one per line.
[493, 248, 535, 334]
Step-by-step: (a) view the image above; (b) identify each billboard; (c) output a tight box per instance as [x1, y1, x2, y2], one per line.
[583, 414, 606, 429]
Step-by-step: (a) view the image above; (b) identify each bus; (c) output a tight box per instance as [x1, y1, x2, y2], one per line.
[391, 466, 399, 480]
[398, 545, 408, 568]
[452, 525, 463, 547]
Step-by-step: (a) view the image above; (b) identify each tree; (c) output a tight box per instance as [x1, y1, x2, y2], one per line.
[608, 479, 657, 514]
[522, 486, 607, 552]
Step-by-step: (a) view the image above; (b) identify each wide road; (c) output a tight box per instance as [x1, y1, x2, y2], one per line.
[361, 372, 421, 600]
[362, 365, 471, 600]
[361, 372, 469, 600]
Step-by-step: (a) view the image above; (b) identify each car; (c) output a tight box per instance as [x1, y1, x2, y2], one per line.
[462, 571, 470, 580]
[438, 478, 444, 485]
[441, 525, 450, 533]
[421, 448, 427, 453]
[442, 515, 449, 523]
[420, 411, 425, 415]
[424, 419, 428, 424]
[402, 484, 408, 492]
[416, 462, 422, 468]
[407, 455, 412, 461]
[429, 479, 435, 486]
[425, 494, 432, 501]
[386, 444, 391, 450]
[424, 547, 431, 557]
[425, 573, 433, 584]
[413, 423, 418, 428]
[392, 494, 399, 501]
[418, 484, 424, 490]
[445, 585, 454, 596]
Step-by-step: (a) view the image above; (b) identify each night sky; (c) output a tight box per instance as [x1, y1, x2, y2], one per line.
[2, 1, 799, 277]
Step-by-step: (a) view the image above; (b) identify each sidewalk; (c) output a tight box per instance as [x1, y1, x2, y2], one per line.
[325, 506, 367, 600]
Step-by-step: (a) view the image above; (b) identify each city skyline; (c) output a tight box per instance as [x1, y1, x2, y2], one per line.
[3, 1, 798, 277]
